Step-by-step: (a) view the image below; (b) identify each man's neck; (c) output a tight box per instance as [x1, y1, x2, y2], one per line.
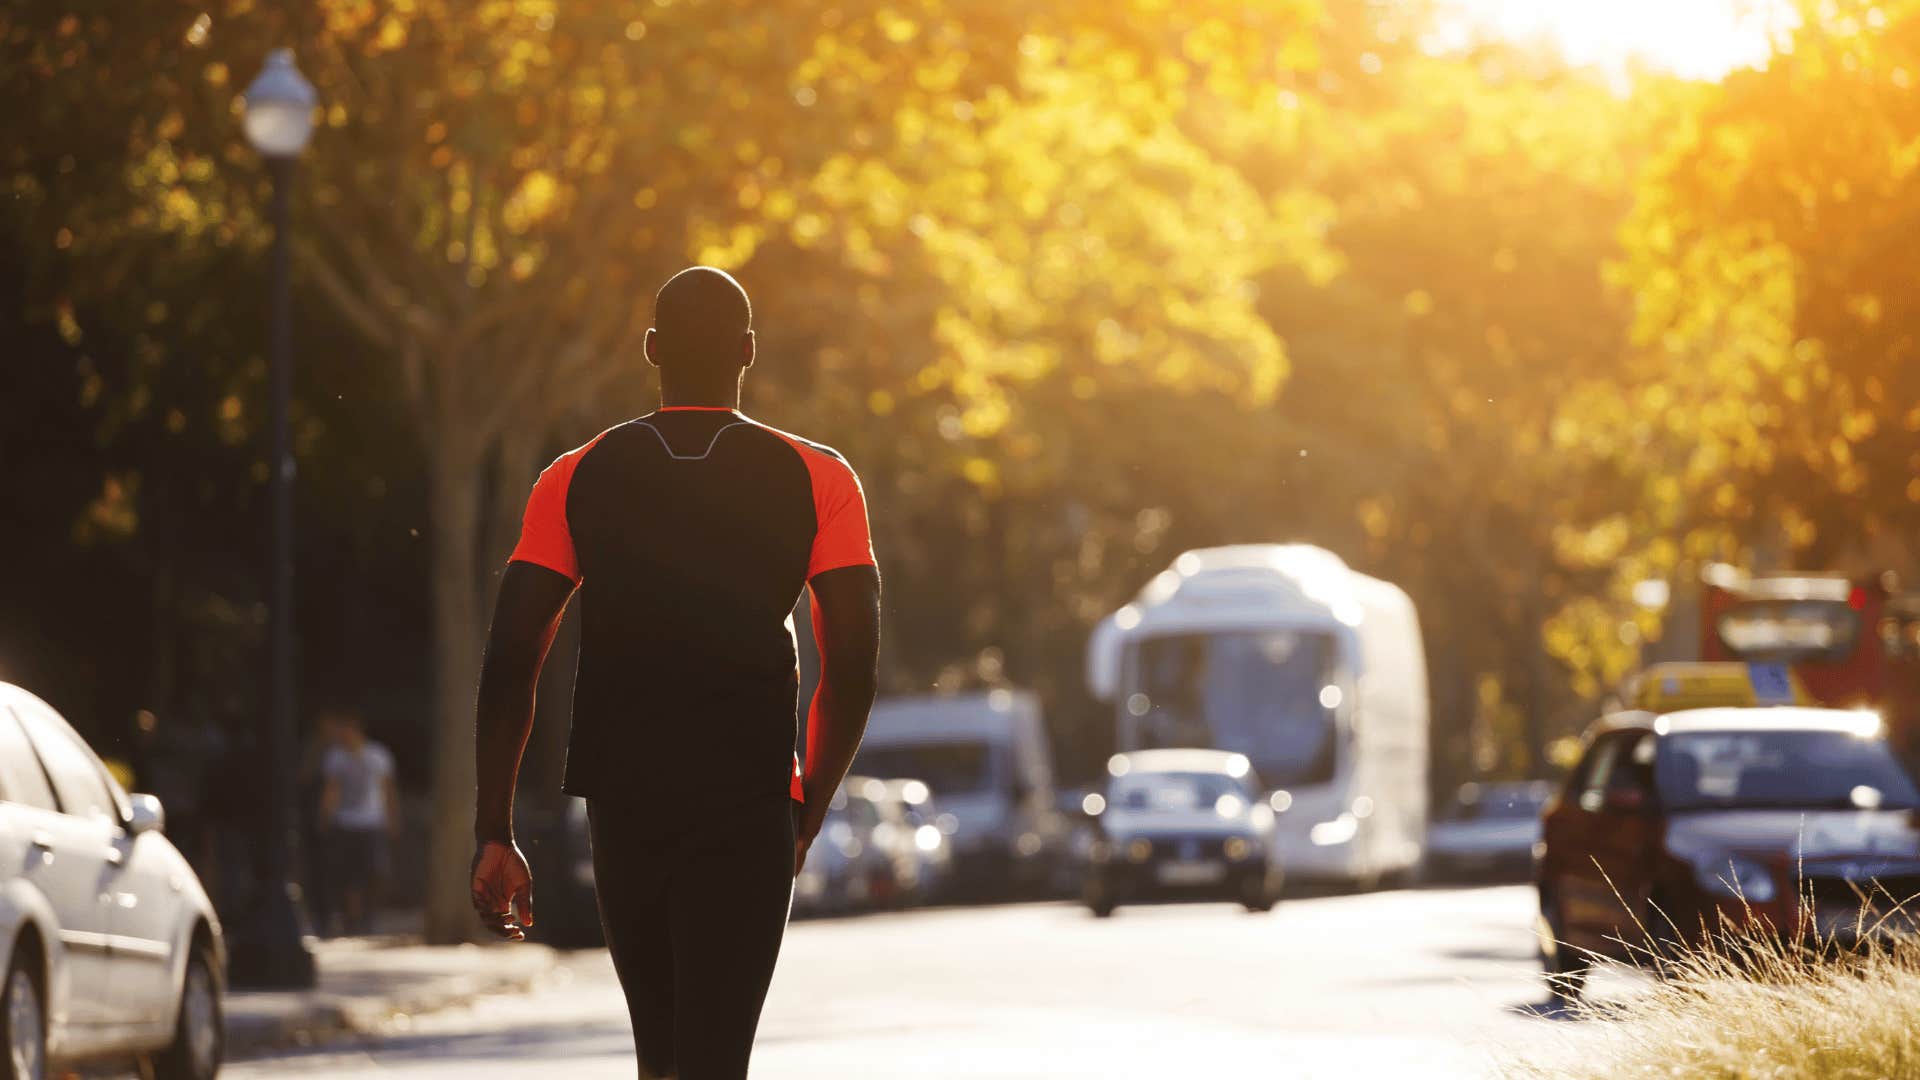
[658, 386, 741, 411]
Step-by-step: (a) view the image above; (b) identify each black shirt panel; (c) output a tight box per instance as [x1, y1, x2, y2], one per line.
[559, 412, 818, 800]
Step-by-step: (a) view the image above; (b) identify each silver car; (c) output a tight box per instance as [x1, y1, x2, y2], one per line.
[0, 683, 225, 1080]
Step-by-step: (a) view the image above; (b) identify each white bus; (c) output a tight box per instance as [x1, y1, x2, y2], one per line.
[1087, 545, 1429, 886]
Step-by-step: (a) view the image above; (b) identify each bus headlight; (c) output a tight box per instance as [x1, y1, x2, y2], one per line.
[1126, 838, 1153, 863]
[1223, 836, 1251, 862]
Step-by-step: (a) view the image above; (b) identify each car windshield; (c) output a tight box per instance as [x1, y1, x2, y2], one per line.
[854, 743, 994, 796]
[1110, 771, 1248, 813]
[1657, 729, 1920, 812]
[1131, 630, 1339, 786]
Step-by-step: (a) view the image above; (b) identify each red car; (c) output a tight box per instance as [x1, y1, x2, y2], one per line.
[1535, 706, 1920, 1000]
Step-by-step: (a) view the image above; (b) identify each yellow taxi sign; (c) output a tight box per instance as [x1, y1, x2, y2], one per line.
[1626, 661, 1810, 713]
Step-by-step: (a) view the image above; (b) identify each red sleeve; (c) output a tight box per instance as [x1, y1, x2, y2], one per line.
[508, 435, 605, 583]
[804, 454, 876, 579]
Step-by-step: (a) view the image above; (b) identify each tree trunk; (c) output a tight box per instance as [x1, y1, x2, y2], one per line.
[423, 442, 486, 944]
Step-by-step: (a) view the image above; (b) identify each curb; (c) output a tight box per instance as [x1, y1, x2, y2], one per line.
[225, 945, 558, 1060]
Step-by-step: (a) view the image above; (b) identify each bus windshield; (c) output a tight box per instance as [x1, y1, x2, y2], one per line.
[1131, 630, 1339, 786]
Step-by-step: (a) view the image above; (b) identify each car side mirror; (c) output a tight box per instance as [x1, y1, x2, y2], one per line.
[128, 793, 166, 836]
[1602, 788, 1648, 815]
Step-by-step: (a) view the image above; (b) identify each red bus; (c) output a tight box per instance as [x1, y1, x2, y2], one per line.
[1701, 569, 1920, 762]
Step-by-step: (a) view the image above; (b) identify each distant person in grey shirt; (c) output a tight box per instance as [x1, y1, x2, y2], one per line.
[319, 709, 399, 935]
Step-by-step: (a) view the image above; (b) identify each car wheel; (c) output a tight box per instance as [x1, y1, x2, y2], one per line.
[2, 951, 46, 1080]
[1082, 874, 1116, 918]
[1240, 874, 1276, 914]
[151, 944, 222, 1080]
[1541, 895, 1588, 1004]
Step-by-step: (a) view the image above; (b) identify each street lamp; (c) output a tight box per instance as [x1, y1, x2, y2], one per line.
[231, 48, 317, 990]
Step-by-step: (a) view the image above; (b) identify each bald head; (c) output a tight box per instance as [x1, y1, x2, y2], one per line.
[646, 266, 753, 376]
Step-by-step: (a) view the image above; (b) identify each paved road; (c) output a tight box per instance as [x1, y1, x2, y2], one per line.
[229, 885, 1620, 1078]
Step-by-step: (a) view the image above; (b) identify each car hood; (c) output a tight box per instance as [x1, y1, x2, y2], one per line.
[1103, 808, 1254, 839]
[1667, 809, 1920, 863]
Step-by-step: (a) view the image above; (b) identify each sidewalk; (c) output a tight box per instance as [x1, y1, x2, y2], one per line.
[226, 936, 559, 1059]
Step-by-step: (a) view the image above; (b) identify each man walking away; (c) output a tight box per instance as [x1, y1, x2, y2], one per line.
[470, 266, 882, 1079]
[318, 708, 399, 936]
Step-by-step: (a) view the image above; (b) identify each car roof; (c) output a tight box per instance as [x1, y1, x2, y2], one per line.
[1593, 706, 1884, 738]
[1111, 748, 1250, 776]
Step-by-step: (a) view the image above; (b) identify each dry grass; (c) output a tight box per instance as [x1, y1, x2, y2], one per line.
[1514, 907, 1920, 1080]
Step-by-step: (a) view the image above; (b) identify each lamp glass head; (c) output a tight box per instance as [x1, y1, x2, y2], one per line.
[243, 49, 316, 158]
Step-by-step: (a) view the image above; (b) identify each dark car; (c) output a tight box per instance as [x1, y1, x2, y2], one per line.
[1536, 706, 1920, 1001]
[1081, 749, 1281, 917]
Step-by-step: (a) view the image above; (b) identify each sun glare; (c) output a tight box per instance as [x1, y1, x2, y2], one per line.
[1442, 0, 1784, 81]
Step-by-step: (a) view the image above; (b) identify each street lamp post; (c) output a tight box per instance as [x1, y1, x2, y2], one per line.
[231, 49, 318, 990]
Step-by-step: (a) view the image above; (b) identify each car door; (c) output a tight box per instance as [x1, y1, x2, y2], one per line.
[1, 705, 121, 1030]
[98, 785, 183, 1028]
[14, 700, 183, 1030]
[1547, 733, 1620, 950]
[1554, 730, 1658, 957]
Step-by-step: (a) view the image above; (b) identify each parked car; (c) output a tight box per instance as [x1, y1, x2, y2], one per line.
[1425, 780, 1553, 882]
[793, 782, 894, 917]
[0, 683, 225, 1080]
[873, 779, 955, 904]
[1080, 749, 1282, 917]
[847, 777, 930, 908]
[1537, 705, 1920, 1002]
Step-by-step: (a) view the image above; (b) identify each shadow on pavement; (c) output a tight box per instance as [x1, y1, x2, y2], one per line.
[1508, 997, 1581, 1022]
[1439, 944, 1538, 964]
[261, 1016, 638, 1068]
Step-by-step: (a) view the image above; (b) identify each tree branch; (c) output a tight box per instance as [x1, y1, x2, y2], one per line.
[295, 239, 397, 352]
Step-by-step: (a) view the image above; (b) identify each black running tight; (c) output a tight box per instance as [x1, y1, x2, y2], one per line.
[587, 792, 796, 1079]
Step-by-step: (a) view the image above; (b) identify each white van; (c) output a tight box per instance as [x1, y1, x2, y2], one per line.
[853, 690, 1061, 893]
[1088, 545, 1429, 886]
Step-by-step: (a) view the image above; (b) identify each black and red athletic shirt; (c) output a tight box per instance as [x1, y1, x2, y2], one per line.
[508, 407, 875, 804]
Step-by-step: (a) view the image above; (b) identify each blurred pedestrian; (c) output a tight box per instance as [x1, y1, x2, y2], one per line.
[318, 707, 399, 936]
[298, 709, 342, 935]
[471, 266, 882, 1079]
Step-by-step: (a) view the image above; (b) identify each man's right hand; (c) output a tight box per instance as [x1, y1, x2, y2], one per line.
[793, 799, 828, 876]
[470, 839, 535, 941]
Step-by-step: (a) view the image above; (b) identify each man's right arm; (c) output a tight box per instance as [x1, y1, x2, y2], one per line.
[796, 564, 881, 872]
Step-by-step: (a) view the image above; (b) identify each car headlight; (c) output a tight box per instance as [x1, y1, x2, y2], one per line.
[1126, 838, 1153, 863]
[1309, 814, 1358, 847]
[1695, 854, 1776, 903]
[1224, 836, 1251, 862]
